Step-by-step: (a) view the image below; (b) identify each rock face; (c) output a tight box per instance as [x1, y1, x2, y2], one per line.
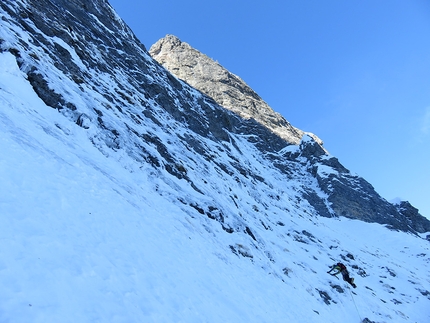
[150, 35, 322, 146]
[396, 201, 430, 234]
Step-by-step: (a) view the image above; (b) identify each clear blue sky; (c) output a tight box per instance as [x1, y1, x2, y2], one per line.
[108, 0, 430, 219]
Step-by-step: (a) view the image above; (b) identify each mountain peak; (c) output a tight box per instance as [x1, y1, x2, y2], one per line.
[150, 35, 322, 146]
[149, 34, 184, 54]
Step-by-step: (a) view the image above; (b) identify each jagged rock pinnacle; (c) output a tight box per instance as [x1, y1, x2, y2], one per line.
[149, 35, 323, 146]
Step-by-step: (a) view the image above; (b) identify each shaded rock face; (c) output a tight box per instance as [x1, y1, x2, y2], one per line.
[149, 35, 322, 146]
[0, 0, 286, 154]
[396, 201, 430, 234]
[1, 0, 429, 234]
[286, 136, 430, 233]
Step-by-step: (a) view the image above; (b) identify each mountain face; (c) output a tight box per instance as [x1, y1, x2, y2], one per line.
[1, 0, 429, 322]
[1, 0, 428, 234]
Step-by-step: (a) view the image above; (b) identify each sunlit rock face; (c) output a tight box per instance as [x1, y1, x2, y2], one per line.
[150, 34, 323, 146]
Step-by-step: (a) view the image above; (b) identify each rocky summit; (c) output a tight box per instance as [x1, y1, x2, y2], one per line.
[150, 34, 323, 146]
[0, 0, 429, 322]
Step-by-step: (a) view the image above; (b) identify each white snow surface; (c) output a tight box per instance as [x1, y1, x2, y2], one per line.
[0, 8, 429, 323]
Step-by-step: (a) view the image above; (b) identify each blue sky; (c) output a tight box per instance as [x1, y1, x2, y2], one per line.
[109, 0, 430, 219]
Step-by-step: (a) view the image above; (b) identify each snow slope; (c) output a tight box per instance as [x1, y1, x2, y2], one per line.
[1, 50, 429, 323]
[0, 1, 429, 322]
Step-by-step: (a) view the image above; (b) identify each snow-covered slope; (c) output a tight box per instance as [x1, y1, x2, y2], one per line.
[0, 1, 429, 322]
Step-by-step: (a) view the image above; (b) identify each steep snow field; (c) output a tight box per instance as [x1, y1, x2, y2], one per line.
[1, 50, 429, 323]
